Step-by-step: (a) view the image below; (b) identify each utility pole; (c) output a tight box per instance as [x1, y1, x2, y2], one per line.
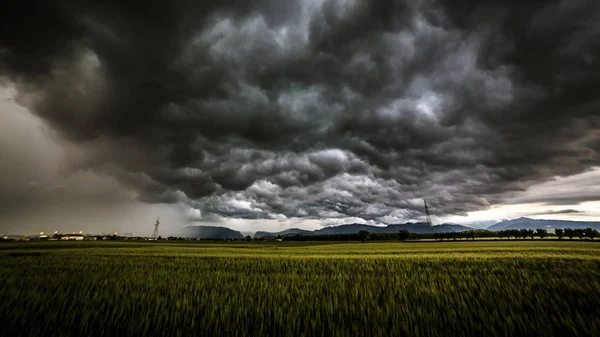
[424, 200, 433, 235]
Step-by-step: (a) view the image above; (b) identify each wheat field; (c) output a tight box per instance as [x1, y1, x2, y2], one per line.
[1, 241, 599, 337]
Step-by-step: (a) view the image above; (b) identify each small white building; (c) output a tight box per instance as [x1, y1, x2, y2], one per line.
[61, 233, 85, 241]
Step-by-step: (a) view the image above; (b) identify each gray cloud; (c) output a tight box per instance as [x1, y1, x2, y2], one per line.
[504, 167, 600, 206]
[526, 209, 584, 217]
[1, 0, 599, 226]
[0, 89, 189, 235]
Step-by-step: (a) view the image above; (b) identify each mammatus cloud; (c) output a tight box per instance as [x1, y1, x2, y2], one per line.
[1, 0, 599, 226]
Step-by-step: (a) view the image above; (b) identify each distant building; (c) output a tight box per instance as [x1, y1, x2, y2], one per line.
[61, 234, 84, 241]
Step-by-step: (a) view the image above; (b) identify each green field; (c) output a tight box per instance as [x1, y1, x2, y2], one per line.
[1, 241, 599, 337]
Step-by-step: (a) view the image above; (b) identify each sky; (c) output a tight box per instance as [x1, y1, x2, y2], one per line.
[1, 0, 599, 236]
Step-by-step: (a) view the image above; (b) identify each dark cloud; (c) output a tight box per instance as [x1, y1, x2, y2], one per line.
[541, 197, 600, 207]
[543, 199, 590, 207]
[526, 209, 583, 217]
[0, 92, 190, 235]
[504, 168, 600, 207]
[1, 0, 599, 225]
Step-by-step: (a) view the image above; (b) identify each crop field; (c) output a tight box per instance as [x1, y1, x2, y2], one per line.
[1, 241, 599, 337]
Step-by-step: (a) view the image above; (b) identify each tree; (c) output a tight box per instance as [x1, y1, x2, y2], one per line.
[535, 228, 548, 239]
[245, 235, 252, 242]
[564, 228, 574, 240]
[555, 228, 564, 240]
[398, 230, 410, 241]
[510, 229, 520, 239]
[358, 230, 370, 243]
[584, 228, 599, 240]
[499, 230, 514, 240]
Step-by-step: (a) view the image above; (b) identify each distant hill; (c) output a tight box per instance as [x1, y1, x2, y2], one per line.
[387, 223, 474, 233]
[180, 218, 600, 239]
[488, 217, 600, 231]
[463, 220, 498, 229]
[315, 224, 384, 235]
[256, 222, 474, 238]
[180, 226, 245, 239]
[254, 228, 313, 239]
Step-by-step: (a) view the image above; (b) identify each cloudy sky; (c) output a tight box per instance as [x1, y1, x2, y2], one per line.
[1, 0, 599, 235]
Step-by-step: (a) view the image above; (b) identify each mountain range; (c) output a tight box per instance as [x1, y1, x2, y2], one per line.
[254, 222, 473, 239]
[180, 218, 600, 239]
[488, 217, 600, 231]
[180, 226, 245, 240]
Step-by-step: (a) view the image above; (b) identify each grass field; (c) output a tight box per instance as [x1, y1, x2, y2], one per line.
[1, 241, 599, 337]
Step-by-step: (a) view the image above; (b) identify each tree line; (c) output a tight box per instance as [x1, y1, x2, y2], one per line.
[9, 228, 597, 243]
[495, 228, 599, 240]
[275, 228, 599, 242]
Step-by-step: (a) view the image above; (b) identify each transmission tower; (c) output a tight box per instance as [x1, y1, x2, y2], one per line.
[424, 200, 433, 233]
[2, 226, 11, 239]
[151, 217, 160, 239]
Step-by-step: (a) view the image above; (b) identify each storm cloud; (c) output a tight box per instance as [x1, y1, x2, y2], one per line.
[1, 0, 599, 225]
